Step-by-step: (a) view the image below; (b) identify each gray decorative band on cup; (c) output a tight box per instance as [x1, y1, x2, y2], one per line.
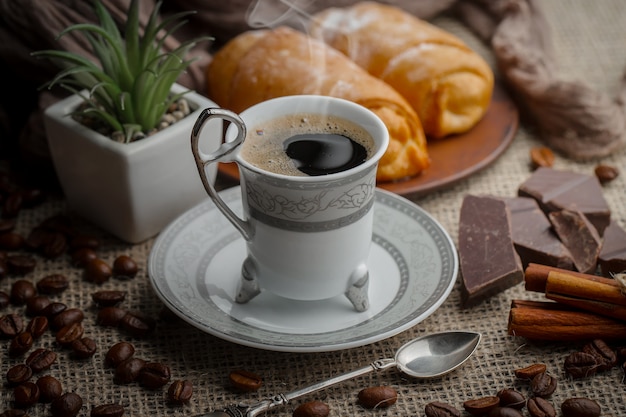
[249, 198, 374, 232]
[245, 181, 376, 219]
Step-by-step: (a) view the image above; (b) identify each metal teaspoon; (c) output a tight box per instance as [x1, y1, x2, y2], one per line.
[197, 330, 481, 417]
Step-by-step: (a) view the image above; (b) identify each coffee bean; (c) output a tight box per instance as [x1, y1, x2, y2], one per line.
[50, 392, 83, 417]
[560, 398, 601, 417]
[139, 362, 171, 389]
[25, 227, 52, 251]
[425, 401, 461, 417]
[6, 255, 36, 275]
[594, 164, 619, 184]
[9, 332, 33, 357]
[90, 403, 125, 417]
[104, 341, 135, 368]
[496, 389, 525, 409]
[564, 351, 599, 379]
[71, 337, 97, 358]
[6, 364, 33, 386]
[0, 232, 24, 251]
[25, 348, 57, 373]
[84, 258, 112, 284]
[69, 235, 100, 251]
[36, 274, 69, 294]
[71, 247, 97, 267]
[528, 397, 556, 417]
[39, 214, 77, 237]
[41, 232, 67, 259]
[114, 357, 146, 384]
[529, 146, 555, 169]
[167, 380, 193, 405]
[13, 381, 40, 408]
[113, 255, 138, 279]
[463, 396, 500, 416]
[582, 339, 617, 371]
[487, 407, 523, 417]
[0, 408, 28, 417]
[3, 192, 23, 218]
[0, 313, 24, 338]
[10, 280, 36, 305]
[357, 386, 397, 409]
[229, 369, 263, 392]
[119, 310, 156, 337]
[56, 322, 84, 346]
[20, 187, 45, 208]
[293, 400, 329, 417]
[0, 290, 9, 309]
[92, 290, 126, 307]
[113, 255, 139, 279]
[530, 372, 557, 398]
[36, 375, 63, 403]
[41, 302, 67, 318]
[97, 306, 127, 327]
[26, 316, 49, 339]
[25, 295, 51, 316]
[0, 217, 16, 233]
[514, 363, 547, 380]
[51, 308, 84, 330]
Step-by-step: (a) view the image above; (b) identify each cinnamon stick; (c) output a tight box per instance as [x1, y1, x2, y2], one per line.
[524, 263, 617, 292]
[523, 264, 626, 321]
[545, 270, 626, 321]
[508, 300, 626, 341]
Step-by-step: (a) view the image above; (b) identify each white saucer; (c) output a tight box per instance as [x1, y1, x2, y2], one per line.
[148, 186, 458, 352]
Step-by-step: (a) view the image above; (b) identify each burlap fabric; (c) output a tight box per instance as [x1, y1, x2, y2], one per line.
[1, 0, 626, 416]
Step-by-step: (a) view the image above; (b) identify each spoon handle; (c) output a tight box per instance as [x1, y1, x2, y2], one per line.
[246, 358, 396, 417]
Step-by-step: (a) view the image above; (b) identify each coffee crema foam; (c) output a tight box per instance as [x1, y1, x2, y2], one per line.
[240, 113, 376, 176]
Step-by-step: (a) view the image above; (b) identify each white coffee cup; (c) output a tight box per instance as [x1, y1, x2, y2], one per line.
[191, 95, 389, 311]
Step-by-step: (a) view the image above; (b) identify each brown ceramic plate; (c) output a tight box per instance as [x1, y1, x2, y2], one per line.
[218, 83, 519, 197]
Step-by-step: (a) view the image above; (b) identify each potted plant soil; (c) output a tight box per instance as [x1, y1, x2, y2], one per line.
[34, 0, 222, 243]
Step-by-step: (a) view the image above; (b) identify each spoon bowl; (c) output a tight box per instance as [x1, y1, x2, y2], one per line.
[396, 331, 481, 378]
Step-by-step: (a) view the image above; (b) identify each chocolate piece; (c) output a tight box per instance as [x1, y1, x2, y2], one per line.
[503, 197, 574, 269]
[598, 220, 626, 276]
[518, 167, 611, 236]
[459, 195, 524, 307]
[548, 209, 601, 273]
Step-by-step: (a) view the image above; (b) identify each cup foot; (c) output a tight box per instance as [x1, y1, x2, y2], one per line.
[345, 267, 370, 312]
[235, 258, 370, 312]
[235, 257, 261, 303]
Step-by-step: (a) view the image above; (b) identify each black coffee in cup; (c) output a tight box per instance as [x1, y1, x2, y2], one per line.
[240, 113, 375, 176]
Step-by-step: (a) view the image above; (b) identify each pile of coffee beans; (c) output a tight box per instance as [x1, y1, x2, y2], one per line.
[422, 359, 605, 417]
[564, 338, 623, 378]
[104, 341, 193, 404]
[0, 170, 180, 416]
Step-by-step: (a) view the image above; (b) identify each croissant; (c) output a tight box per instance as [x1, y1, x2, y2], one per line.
[206, 26, 430, 182]
[310, 2, 494, 139]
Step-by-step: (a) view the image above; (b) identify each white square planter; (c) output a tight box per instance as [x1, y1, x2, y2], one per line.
[43, 84, 222, 243]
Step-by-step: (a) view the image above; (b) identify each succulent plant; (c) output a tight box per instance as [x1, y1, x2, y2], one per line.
[32, 0, 210, 143]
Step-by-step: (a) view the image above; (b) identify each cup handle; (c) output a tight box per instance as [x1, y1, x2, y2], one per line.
[191, 108, 252, 241]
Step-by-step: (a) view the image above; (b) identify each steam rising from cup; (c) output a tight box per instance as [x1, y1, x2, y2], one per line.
[246, 0, 316, 30]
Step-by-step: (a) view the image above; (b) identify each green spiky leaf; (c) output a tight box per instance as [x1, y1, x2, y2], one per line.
[32, 0, 212, 141]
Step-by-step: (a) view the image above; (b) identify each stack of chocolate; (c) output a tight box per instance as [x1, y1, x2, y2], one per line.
[458, 167, 626, 307]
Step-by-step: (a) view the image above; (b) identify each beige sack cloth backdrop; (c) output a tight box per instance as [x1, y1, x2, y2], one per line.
[0, 0, 624, 163]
